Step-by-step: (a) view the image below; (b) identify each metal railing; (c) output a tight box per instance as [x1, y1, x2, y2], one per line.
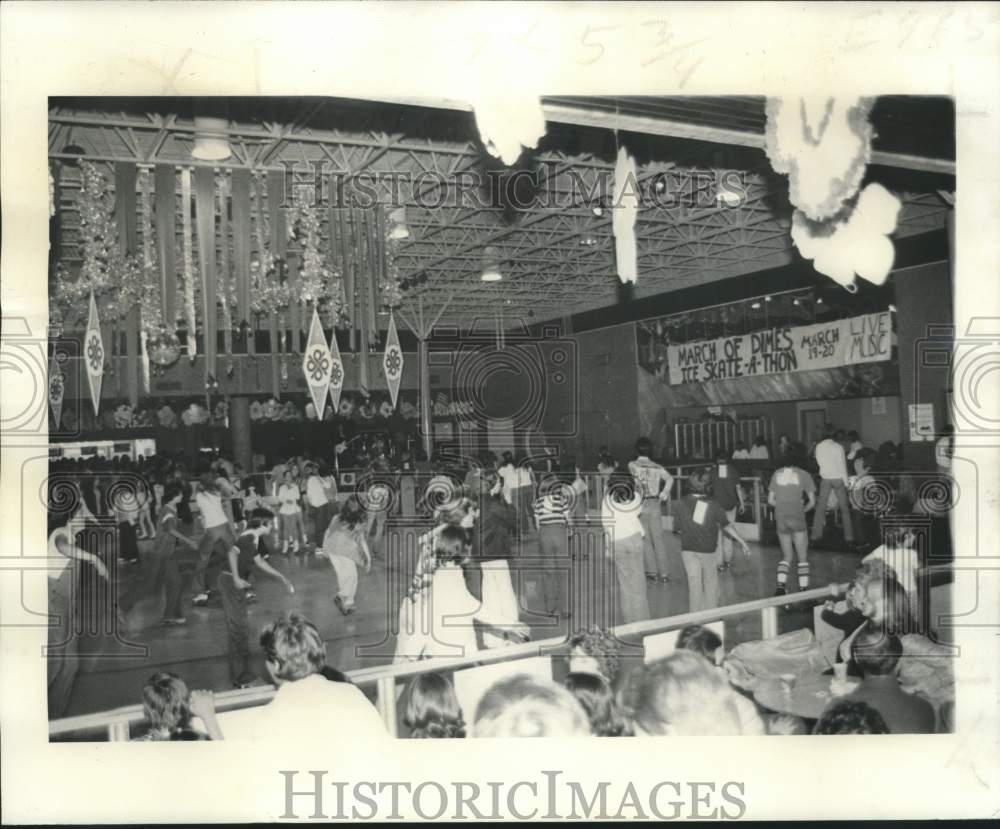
[49, 581, 847, 742]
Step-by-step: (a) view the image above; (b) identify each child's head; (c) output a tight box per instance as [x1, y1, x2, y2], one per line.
[283, 469, 294, 483]
[634, 437, 653, 458]
[247, 507, 275, 532]
[688, 469, 712, 495]
[141, 671, 193, 735]
[434, 524, 469, 566]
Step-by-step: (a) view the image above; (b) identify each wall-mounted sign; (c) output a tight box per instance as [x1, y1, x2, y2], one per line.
[666, 312, 892, 385]
[909, 403, 935, 442]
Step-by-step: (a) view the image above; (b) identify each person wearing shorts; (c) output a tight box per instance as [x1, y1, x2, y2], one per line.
[767, 456, 817, 597]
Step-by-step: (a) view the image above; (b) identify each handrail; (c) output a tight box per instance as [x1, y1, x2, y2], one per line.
[49, 581, 848, 740]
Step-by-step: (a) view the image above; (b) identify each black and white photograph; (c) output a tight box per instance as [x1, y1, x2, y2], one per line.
[1, 2, 998, 823]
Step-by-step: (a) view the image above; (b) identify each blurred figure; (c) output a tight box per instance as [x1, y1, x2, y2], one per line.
[563, 672, 628, 736]
[813, 701, 889, 735]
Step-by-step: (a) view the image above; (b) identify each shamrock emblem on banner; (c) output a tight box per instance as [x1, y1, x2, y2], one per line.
[382, 313, 403, 410]
[86, 334, 104, 373]
[301, 308, 333, 420]
[84, 291, 104, 416]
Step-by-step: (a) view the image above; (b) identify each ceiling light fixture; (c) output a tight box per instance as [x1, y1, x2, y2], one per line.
[190, 116, 232, 161]
[481, 246, 502, 282]
[750, 301, 762, 310]
[388, 206, 410, 241]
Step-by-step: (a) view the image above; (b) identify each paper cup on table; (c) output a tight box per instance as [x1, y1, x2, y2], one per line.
[833, 663, 848, 682]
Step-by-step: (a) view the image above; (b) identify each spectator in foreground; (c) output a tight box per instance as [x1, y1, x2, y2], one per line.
[563, 672, 628, 737]
[836, 629, 935, 734]
[619, 650, 756, 736]
[403, 672, 466, 739]
[472, 674, 591, 738]
[137, 672, 218, 741]
[674, 625, 767, 736]
[813, 701, 890, 735]
[222, 613, 386, 741]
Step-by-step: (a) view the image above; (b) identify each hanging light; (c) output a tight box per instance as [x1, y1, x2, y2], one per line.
[750, 300, 762, 310]
[481, 246, 502, 282]
[191, 116, 232, 161]
[388, 206, 410, 241]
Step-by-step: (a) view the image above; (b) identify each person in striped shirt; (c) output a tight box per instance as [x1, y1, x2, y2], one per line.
[628, 437, 674, 584]
[532, 472, 573, 620]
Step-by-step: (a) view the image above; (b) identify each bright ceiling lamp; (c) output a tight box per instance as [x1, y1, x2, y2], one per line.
[191, 116, 232, 161]
[480, 246, 502, 282]
[388, 206, 410, 241]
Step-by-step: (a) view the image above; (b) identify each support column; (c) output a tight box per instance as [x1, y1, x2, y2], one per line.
[418, 338, 433, 460]
[230, 396, 253, 471]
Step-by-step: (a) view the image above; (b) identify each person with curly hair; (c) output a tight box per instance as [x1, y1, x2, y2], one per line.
[563, 672, 628, 737]
[403, 672, 466, 739]
[567, 627, 623, 689]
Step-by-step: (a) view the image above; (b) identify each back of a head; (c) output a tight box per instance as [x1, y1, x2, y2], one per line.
[259, 613, 327, 683]
[567, 627, 622, 686]
[404, 672, 466, 739]
[472, 674, 590, 738]
[435, 524, 469, 565]
[142, 671, 192, 733]
[676, 625, 723, 665]
[851, 628, 902, 678]
[634, 437, 653, 458]
[814, 701, 889, 735]
[338, 496, 366, 529]
[623, 651, 743, 736]
[563, 672, 627, 737]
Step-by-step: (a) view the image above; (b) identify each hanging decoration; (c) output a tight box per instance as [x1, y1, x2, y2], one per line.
[302, 306, 334, 421]
[471, 92, 546, 165]
[48, 348, 64, 428]
[382, 311, 403, 410]
[328, 325, 345, 412]
[612, 146, 639, 284]
[217, 172, 235, 363]
[286, 191, 346, 327]
[154, 165, 177, 326]
[137, 167, 165, 393]
[84, 291, 105, 416]
[194, 167, 219, 387]
[181, 168, 198, 361]
[765, 97, 874, 222]
[790, 183, 902, 288]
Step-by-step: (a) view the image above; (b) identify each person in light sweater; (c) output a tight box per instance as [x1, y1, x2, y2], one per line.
[811, 429, 855, 549]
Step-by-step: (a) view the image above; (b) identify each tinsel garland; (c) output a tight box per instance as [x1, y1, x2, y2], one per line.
[138, 168, 162, 392]
[251, 172, 286, 315]
[217, 173, 235, 350]
[181, 168, 198, 361]
[381, 239, 403, 308]
[285, 192, 346, 327]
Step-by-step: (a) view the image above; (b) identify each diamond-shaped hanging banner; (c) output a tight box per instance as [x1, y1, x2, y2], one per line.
[382, 312, 403, 410]
[301, 307, 333, 421]
[84, 291, 105, 417]
[328, 322, 345, 412]
[48, 347, 65, 429]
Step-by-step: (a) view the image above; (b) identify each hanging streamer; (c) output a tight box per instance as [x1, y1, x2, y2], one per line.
[231, 168, 252, 327]
[612, 146, 639, 284]
[328, 323, 345, 412]
[302, 306, 333, 420]
[353, 208, 370, 397]
[218, 173, 233, 361]
[138, 168, 154, 393]
[267, 170, 285, 397]
[114, 162, 140, 407]
[194, 167, 218, 385]
[154, 165, 177, 325]
[181, 169, 197, 361]
[48, 347, 64, 429]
